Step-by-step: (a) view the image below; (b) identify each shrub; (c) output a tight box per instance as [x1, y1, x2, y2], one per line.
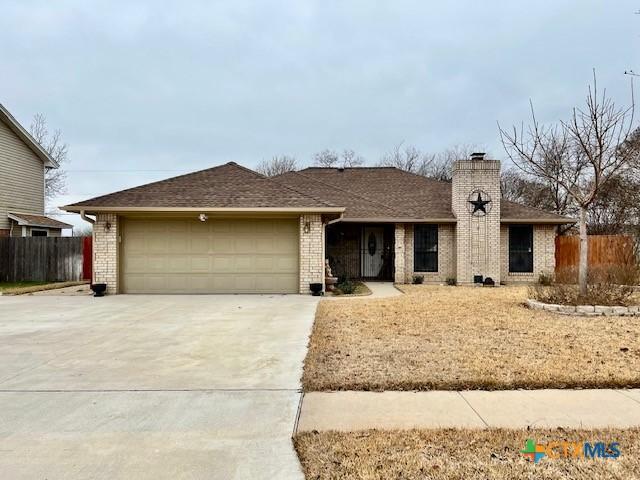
[538, 272, 554, 286]
[555, 264, 640, 286]
[446, 277, 457, 286]
[336, 278, 356, 295]
[529, 282, 636, 307]
[412, 275, 424, 284]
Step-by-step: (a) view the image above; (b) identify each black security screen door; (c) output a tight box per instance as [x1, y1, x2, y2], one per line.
[509, 225, 533, 272]
[414, 225, 438, 272]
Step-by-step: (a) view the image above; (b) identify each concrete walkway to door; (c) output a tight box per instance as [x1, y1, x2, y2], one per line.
[297, 389, 640, 431]
[325, 282, 403, 300]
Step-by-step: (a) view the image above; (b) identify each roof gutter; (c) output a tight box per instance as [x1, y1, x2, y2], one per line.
[62, 206, 346, 214]
[337, 217, 458, 223]
[501, 218, 577, 224]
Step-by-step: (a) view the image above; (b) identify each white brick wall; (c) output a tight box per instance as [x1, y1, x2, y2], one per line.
[452, 159, 501, 284]
[93, 213, 119, 294]
[394, 224, 405, 283]
[299, 214, 325, 293]
[500, 224, 556, 283]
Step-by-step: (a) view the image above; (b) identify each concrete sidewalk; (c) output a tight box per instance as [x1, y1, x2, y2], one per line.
[297, 389, 640, 431]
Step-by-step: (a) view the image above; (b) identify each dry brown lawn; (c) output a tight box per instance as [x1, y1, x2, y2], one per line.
[302, 285, 640, 391]
[295, 428, 640, 480]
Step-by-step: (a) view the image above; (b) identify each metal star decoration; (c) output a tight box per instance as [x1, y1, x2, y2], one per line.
[468, 191, 491, 215]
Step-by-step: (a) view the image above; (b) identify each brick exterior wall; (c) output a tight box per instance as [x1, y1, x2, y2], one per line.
[394, 223, 405, 283]
[0, 229, 8, 237]
[299, 214, 324, 293]
[500, 224, 556, 283]
[93, 213, 119, 294]
[452, 159, 501, 284]
[402, 223, 456, 283]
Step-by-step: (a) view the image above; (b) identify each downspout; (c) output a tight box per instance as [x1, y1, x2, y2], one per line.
[80, 210, 96, 225]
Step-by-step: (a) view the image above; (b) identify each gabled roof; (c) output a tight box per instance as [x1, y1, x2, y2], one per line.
[8, 212, 72, 229]
[0, 103, 58, 168]
[63, 162, 344, 213]
[272, 170, 417, 220]
[63, 161, 574, 223]
[285, 166, 573, 223]
[295, 167, 456, 221]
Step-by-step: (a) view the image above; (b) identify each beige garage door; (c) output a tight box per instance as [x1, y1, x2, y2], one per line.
[121, 218, 299, 294]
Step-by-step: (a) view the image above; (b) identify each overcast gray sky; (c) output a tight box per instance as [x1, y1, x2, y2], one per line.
[1, 1, 638, 231]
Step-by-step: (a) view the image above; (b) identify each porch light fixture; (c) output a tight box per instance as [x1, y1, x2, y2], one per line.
[199, 213, 208, 222]
[303, 221, 311, 233]
[104, 221, 111, 232]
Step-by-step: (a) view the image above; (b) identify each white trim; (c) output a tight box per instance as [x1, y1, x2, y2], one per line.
[501, 218, 575, 224]
[339, 217, 457, 223]
[62, 206, 346, 214]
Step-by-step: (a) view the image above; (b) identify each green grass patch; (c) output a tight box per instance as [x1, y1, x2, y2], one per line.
[0, 281, 49, 292]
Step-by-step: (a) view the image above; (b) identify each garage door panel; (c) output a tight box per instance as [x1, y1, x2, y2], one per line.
[189, 256, 211, 272]
[212, 236, 236, 254]
[122, 218, 299, 293]
[233, 237, 255, 253]
[276, 256, 298, 272]
[167, 235, 188, 253]
[146, 255, 171, 272]
[190, 236, 210, 254]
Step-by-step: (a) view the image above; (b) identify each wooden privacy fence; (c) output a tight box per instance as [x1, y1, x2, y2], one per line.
[0, 237, 92, 283]
[555, 235, 636, 272]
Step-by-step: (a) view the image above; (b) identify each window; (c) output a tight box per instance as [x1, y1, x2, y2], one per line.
[31, 229, 48, 237]
[509, 225, 533, 272]
[414, 225, 438, 272]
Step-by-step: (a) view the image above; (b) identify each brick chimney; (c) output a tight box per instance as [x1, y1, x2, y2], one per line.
[452, 153, 501, 284]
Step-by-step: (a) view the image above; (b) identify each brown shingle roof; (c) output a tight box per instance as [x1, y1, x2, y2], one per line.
[64, 162, 341, 211]
[64, 162, 573, 223]
[272, 171, 412, 220]
[295, 167, 456, 220]
[500, 200, 573, 222]
[8, 212, 72, 229]
[291, 167, 573, 223]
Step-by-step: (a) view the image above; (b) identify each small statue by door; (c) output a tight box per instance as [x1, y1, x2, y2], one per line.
[325, 259, 338, 292]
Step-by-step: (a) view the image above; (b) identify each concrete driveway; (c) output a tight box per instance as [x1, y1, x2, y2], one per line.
[0, 293, 318, 479]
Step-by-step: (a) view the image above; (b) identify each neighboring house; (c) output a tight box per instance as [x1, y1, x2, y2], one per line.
[0, 103, 72, 237]
[63, 154, 574, 295]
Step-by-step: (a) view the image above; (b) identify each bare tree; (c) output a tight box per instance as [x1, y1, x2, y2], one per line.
[256, 155, 297, 176]
[377, 143, 429, 174]
[72, 224, 93, 237]
[312, 149, 365, 168]
[501, 168, 575, 215]
[378, 143, 481, 181]
[341, 149, 365, 167]
[29, 114, 68, 202]
[500, 74, 637, 295]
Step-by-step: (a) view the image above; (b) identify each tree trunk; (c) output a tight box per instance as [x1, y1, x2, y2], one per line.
[578, 206, 588, 296]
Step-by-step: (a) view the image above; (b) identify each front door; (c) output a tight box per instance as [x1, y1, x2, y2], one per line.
[361, 226, 384, 278]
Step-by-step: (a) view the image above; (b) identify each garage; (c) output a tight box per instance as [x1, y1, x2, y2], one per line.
[121, 217, 299, 294]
